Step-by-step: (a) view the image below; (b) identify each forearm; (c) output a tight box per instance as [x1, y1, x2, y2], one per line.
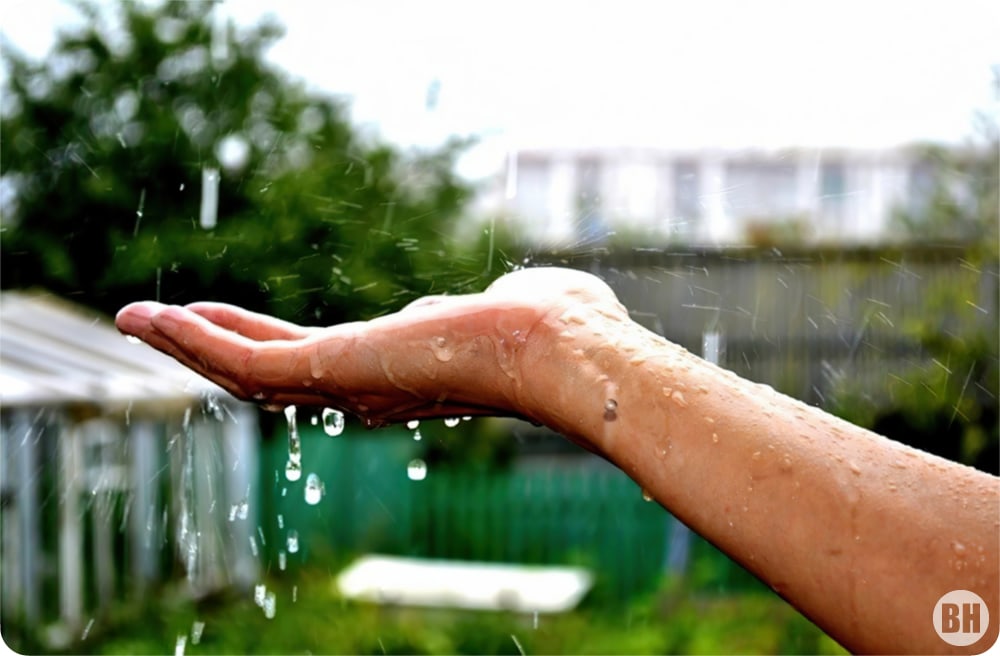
[519, 309, 999, 654]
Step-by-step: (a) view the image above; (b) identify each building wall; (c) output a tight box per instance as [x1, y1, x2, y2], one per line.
[493, 147, 921, 245]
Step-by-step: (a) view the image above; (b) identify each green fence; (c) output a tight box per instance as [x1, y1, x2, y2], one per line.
[257, 420, 757, 605]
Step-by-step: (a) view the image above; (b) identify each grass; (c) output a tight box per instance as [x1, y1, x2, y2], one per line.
[38, 565, 848, 656]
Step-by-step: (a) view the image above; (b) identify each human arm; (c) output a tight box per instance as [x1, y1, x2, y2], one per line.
[116, 266, 999, 654]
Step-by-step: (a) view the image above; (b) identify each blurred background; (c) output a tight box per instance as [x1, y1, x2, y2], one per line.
[0, 1, 997, 654]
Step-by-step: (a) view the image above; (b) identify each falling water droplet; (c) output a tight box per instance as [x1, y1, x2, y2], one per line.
[443, 417, 460, 428]
[237, 499, 248, 520]
[412, 428, 422, 441]
[277, 514, 284, 529]
[191, 621, 205, 645]
[304, 473, 324, 505]
[603, 398, 618, 421]
[264, 591, 276, 619]
[309, 414, 318, 426]
[175, 634, 187, 656]
[248, 536, 258, 557]
[287, 530, 299, 553]
[284, 405, 302, 481]
[199, 166, 219, 230]
[278, 550, 287, 571]
[254, 584, 266, 607]
[321, 408, 345, 436]
[407, 459, 428, 481]
[203, 393, 224, 421]
[406, 419, 420, 430]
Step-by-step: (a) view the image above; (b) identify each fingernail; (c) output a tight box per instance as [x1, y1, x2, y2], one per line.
[115, 302, 163, 336]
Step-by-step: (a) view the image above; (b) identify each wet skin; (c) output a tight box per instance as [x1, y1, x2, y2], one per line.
[117, 266, 999, 654]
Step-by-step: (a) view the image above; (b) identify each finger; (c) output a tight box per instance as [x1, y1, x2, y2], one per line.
[116, 301, 167, 338]
[185, 302, 316, 341]
[149, 306, 315, 399]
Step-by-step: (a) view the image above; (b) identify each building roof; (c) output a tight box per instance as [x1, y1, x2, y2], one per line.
[0, 290, 225, 409]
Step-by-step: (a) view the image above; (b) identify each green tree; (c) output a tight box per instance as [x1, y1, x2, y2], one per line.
[1, 0, 483, 324]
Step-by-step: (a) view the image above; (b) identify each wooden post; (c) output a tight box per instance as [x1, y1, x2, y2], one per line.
[59, 421, 83, 629]
[129, 419, 160, 596]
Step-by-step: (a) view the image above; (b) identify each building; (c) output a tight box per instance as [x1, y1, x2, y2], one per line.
[0, 290, 259, 648]
[482, 146, 936, 246]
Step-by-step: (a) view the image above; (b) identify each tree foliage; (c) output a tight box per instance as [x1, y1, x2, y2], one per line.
[1, 0, 486, 324]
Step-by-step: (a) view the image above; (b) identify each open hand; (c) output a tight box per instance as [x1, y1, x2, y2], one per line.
[116, 267, 628, 428]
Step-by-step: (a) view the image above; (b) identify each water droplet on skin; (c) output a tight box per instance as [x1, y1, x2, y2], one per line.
[641, 489, 653, 502]
[304, 473, 324, 505]
[697, 385, 710, 394]
[406, 419, 420, 430]
[286, 530, 299, 553]
[603, 398, 618, 421]
[849, 461, 862, 475]
[125, 334, 142, 344]
[407, 459, 427, 481]
[443, 417, 460, 428]
[430, 336, 454, 362]
[952, 541, 966, 556]
[670, 390, 687, 408]
[412, 428, 422, 441]
[712, 433, 719, 443]
[321, 408, 345, 436]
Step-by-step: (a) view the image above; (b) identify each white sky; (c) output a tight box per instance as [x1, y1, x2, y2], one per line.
[2, 0, 998, 176]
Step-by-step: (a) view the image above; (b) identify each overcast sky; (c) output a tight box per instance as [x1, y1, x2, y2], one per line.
[3, 0, 998, 175]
